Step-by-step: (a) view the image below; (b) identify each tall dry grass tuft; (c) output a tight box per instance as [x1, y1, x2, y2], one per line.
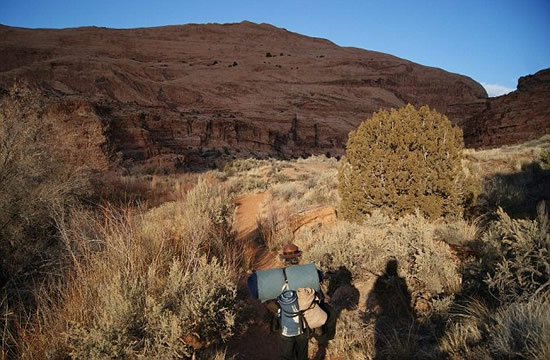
[12, 178, 241, 359]
[434, 217, 482, 247]
[256, 202, 293, 252]
[489, 297, 550, 360]
[440, 296, 550, 360]
[439, 299, 492, 359]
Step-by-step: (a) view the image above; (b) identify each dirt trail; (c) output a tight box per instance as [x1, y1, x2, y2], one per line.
[234, 192, 280, 271]
[228, 192, 280, 360]
[228, 190, 366, 360]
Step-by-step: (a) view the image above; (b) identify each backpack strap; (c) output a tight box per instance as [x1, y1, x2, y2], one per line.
[281, 267, 289, 292]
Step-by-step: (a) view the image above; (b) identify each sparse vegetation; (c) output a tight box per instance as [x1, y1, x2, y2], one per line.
[5, 178, 241, 359]
[0, 85, 91, 293]
[475, 203, 549, 304]
[1, 82, 549, 360]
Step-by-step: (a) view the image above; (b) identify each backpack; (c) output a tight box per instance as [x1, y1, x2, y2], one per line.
[275, 287, 332, 339]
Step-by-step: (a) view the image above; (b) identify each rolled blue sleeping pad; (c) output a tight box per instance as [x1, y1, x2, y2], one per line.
[285, 264, 321, 292]
[277, 290, 302, 337]
[254, 263, 321, 303]
[254, 267, 286, 302]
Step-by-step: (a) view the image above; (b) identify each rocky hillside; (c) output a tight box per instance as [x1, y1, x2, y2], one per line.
[462, 68, 550, 148]
[0, 21, 543, 171]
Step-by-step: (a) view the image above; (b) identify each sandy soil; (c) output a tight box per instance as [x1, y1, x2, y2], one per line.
[228, 192, 281, 360]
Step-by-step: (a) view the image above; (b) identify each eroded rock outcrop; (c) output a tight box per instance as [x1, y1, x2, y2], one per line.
[463, 68, 550, 148]
[0, 22, 497, 170]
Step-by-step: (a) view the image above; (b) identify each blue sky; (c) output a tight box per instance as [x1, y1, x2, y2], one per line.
[1, 0, 549, 96]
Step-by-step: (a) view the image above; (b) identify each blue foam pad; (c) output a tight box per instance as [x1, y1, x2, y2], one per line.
[255, 263, 320, 302]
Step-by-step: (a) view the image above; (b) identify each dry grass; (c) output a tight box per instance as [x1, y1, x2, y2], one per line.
[322, 309, 375, 360]
[0, 85, 92, 291]
[256, 202, 294, 252]
[462, 134, 550, 176]
[434, 217, 482, 247]
[304, 213, 461, 295]
[4, 178, 242, 359]
[2, 126, 550, 359]
[440, 296, 550, 360]
[490, 297, 550, 360]
[462, 135, 550, 218]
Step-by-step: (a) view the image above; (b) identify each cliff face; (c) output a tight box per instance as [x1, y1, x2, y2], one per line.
[0, 22, 495, 170]
[463, 68, 550, 148]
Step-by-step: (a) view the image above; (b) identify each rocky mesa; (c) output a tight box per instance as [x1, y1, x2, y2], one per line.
[0, 21, 546, 171]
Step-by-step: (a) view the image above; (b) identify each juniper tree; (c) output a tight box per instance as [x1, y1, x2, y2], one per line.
[338, 104, 465, 221]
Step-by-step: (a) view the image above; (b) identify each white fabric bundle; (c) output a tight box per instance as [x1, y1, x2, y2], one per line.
[297, 287, 327, 329]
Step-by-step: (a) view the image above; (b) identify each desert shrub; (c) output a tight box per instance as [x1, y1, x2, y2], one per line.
[227, 175, 269, 194]
[138, 177, 236, 264]
[256, 203, 293, 251]
[480, 160, 550, 219]
[177, 178, 236, 262]
[66, 257, 238, 359]
[298, 212, 460, 301]
[294, 169, 339, 208]
[0, 85, 91, 290]
[66, 270, 147, 359]
[295, 154, 337, 167]
[462, 161, 483, 210]
[489, 297, 550, 360]
[268, 171, 291, 184]
[338, 104, 465, 222]
[440, 297, 550, 360]
[541, 150, 550, 170]
[323, 309, 374, 360]
[271, 182, 305, 201]
[480, 204, 549, 304]
[142, 257, 238, 359]
[266, 165, 291, 184]
[223, 158, 273, 174]
[361, 209, 392, 228]
[391, 214, 461, 296]
[439, 300, 492, 360]
[14, 178, 240, 359]
[195, 347, 236, 360]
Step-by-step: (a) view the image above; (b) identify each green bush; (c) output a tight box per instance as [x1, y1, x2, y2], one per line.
[338, 104, 465, 222]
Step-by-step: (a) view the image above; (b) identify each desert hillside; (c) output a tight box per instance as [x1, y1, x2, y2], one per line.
[1, 21, 490, 170]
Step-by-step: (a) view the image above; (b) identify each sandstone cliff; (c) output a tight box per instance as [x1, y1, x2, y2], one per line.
[462, 68, 550, 148]
[0, 21, 529, 171]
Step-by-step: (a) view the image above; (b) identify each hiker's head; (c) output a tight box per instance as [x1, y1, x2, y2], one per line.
[385, 259, 399, 276]
[280, 243, 302, 265]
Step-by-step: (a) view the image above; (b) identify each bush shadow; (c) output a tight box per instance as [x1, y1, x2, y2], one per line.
[478, 161, 550, 219]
